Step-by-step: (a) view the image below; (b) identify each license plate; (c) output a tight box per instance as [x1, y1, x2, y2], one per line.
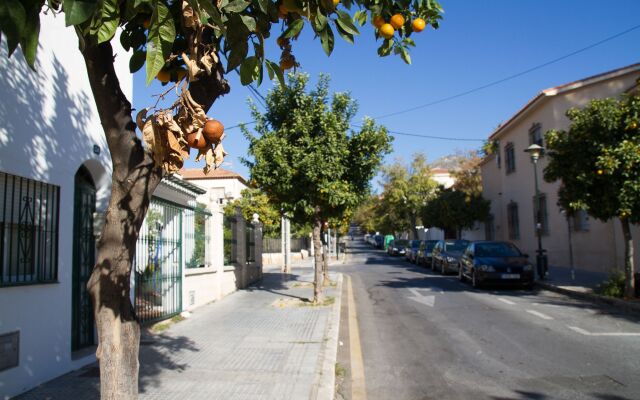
[501, 274, 520, 279]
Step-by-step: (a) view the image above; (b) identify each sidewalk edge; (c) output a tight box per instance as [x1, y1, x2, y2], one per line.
[312, 272, 344, 400]
[535, 281, 640, 313]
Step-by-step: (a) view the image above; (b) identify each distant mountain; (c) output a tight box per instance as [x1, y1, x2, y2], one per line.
[430, 153, 465, 171]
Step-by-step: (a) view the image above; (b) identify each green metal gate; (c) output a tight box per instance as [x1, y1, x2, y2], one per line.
[72, 166, 95, 351]
[134, 199, 183, 324]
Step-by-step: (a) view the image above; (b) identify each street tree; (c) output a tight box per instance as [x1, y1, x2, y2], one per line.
[1, 0, 442, 397]
[544, 95, 640, 298]
[451, 150, 484, 196]
[224, 187, 282, 236]
[378, 153, 438, 237]
[421, 188, 490, 238]
[352, 194, 381, 233]
[243, 73, 391, 302]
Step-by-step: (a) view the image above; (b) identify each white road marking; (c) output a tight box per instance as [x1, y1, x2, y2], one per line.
[526, 309, 554, 320]
[408, 288, 436, 307]
[568, 326, 640, 337]
[497, 298, 516, 305]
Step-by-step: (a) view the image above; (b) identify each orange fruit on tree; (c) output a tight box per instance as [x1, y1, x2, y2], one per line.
[390, 14, 405, 29]
[333, 0, 340, 6]
[186, 131, 209, 149]
[412, 18, 426, 32]
[379, 23, 395, 39]
[156, 70, 170, 83]
[203, 119, 225, 143]
[372, 15, 385, 28]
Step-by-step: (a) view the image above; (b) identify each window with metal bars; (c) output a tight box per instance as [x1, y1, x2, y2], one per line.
[507, 202, 520, 240]
[1, 171, 59, 286]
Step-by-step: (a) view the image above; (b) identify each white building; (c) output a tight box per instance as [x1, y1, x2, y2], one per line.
[180, 168, 248, 205]
[480, 63, 640, 273]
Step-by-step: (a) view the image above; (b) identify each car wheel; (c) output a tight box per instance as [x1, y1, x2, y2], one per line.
[458, 265, 466, 282]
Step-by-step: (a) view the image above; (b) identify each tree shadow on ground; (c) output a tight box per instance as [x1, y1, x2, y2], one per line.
[243, 271, 312, 301]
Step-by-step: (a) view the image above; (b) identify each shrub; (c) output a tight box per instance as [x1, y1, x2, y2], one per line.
[595, 271, 626, 298]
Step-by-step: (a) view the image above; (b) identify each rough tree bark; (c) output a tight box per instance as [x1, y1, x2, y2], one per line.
[323, 240, 330, 284]
[83, 41, 228, 399]
[620, 217, 635, 298]
[312, 216, 324, 304]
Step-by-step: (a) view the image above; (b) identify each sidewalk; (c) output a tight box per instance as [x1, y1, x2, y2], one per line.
[15, 266, 342, 400]
[536, 265, 640, 312]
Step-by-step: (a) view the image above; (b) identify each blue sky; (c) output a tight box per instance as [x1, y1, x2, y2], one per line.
[132, 0, 640, 182]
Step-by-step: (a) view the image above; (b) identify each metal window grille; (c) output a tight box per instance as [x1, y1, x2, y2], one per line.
[1, 171, 59, 286]
[485, 214, 495, 240]
[505, 143, 516, 174]
[528, 123, 544, 146]
[184, 206, 211, 269]
[223, 215, 237, 265]
[507, 202, 520, 240]
[134, 199, 183, 324]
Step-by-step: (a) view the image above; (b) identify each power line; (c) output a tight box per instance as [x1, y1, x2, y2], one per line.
[373, 23, 640, 120]
[350, 124, 484, 142]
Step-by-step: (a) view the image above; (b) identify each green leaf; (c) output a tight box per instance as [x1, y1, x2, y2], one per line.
[129, 49, 146, 73]
[399, 46, 411, 64]
[63, 0, 98, 26]
[403, 37, 415, 47]
[0, 0, 26, 56]
[224, 0, 250, 13]
[134, 0, 150, 7]
[257, 0, 268, 14]
[377, 39, 392, 57]
[19, 5, 40, 68]
[226, 40, 248, 72]
[312, 10, 327, 32]
[319, 25, 334, 56]
[284, 18, 304, 38]
[353, 10, 367, 26]
[240, 55, 258, 85]
[335, 11, 359, 35]
[265, 59, 284, 87]
[96, 0, 119, 43]
[145, 0, 175, 85]
[240, 14, 256, 32]
[334, 21, 353, 44]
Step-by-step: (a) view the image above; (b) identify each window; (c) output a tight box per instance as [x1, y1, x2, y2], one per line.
[505, 142, 516, 174]
[529, 123, 543, 146]
[507, 202, 519, 240]
[1, 171, 59, 286]
[532, 193, 549, 236]
[573, 209, 590, 232]
[485, 214, 495, 240]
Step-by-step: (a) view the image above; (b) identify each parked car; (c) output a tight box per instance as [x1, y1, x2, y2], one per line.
[431, 239, 470, 274]
[374, 235, 384, 249]
[387, 239, 409, 256]
[459, 241, 534, 289]
[416, 240, 439, 267]
[405, 240, 423, 263]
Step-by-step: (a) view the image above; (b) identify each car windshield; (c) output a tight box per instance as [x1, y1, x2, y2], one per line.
[395, 240, 409, 246]
[475, 242, 522, 257]
[410, 240, 421, 248]
[445, 240, 469, 252]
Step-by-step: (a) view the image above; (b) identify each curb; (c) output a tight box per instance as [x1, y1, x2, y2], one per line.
[535, 281, 640, 314]
[312, 272, 344, 400]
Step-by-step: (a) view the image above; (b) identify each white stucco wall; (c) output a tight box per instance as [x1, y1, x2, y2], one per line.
[0, 13, 131, 399]
[481, 67, 640, 273]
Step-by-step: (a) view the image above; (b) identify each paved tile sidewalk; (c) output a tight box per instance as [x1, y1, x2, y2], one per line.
[16, 268, 341, 400]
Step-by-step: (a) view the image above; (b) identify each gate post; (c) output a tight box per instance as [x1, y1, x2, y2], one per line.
[253, 220, 263, 279]
[235, 207, 247, 288]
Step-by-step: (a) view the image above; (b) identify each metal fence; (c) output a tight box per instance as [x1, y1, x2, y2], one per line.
[262, 236, 309, 253]
[134, 199, 183, 324]
[223, 214, 236, 265]
[0, 171, 59, 286]
[184, 206, 211, 268]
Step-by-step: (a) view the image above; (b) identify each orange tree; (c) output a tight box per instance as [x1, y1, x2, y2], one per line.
[544, 95, 640, 298]
[243, 73, 392, 302]
[1, 0, 443, 398]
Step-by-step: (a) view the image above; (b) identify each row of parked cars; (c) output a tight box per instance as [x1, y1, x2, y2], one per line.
[366, 235, 534, 290]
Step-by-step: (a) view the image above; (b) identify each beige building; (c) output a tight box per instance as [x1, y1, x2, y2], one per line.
[181, 167, 248, 205]
[480, 63, 640, 274]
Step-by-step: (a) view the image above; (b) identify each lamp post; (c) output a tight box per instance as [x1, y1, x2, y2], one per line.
[524, 144, 547, 280]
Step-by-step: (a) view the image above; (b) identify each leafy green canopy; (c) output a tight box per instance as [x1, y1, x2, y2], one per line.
[0, 0, 443, 83]
[224, 187, 282, 235]
[243, 73, 392, 223]
[421, 187, 489, 235]
[544, 94, 640, 223]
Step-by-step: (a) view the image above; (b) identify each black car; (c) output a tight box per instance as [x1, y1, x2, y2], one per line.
[388, 239, 409, 256]
[459, 241, 534, 289]
[374, 235, 384, 249]
[416, 240, 438, 267]
[405, 240, 423, 263]
[431, 239, 470, 274]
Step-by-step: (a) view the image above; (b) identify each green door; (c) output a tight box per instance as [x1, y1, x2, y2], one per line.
[72, 166, 96, 351]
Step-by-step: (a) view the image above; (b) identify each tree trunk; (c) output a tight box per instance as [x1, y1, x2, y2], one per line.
[620, 217, 635, 298]
[323, 242, 330, 284]
[82, 42, 227, 399]
[410, 213, 418, 239]
[313, 216, 324, 304]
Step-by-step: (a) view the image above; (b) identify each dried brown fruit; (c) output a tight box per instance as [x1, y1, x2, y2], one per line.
[186, 131, 209, 149]
[203, 119, 224, 143]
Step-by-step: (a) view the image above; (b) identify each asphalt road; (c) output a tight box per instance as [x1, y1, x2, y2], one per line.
[335, 239, 640, 400]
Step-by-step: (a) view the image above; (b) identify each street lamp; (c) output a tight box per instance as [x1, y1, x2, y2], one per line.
[524, 144, 547, 279]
